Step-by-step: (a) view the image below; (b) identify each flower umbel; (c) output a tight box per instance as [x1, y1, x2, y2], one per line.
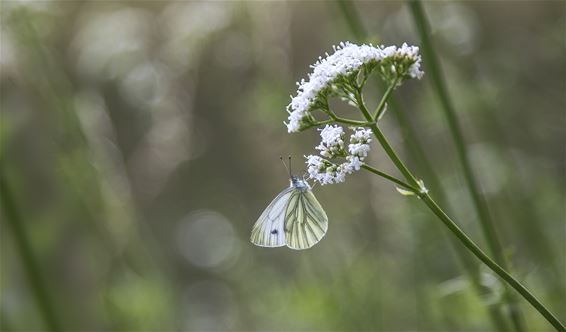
[292, 42, 421, 185]
[286, 42, 423, 133]
[306, 125, 372, 185]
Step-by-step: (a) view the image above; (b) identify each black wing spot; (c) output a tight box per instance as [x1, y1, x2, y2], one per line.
[271, 229, 278, 235]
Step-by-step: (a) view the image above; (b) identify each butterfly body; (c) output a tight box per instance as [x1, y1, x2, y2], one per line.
[250, 175, 328, 250]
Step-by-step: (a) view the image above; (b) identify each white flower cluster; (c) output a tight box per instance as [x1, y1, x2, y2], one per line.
[286, 42, 423, 133]
[306, 125, 372, 185]
[348, 127, 372, 158]
[315, 125, 345, 158]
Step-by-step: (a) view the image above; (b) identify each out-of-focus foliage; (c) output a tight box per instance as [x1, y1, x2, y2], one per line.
[0, 1, 564, 331]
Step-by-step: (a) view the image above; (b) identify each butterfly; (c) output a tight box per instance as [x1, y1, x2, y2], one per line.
[250, 158, 328, 250]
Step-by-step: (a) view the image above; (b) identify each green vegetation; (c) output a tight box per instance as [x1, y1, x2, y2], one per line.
[1, 1, 564, 331]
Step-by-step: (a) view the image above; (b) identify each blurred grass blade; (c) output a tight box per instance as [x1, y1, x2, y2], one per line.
[406, 0, 544, 330]
[336, 0, 367, 42]
[333, 1, 511, 331]
[0, 170, 62, 332]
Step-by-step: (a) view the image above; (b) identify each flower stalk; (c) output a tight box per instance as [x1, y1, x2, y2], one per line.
[355, 84, 566, 332]
[286, 38, 565, 330]
[362, 123, 566, 331]
[372, 79, 397, 120]
[361, 164, 418, 193]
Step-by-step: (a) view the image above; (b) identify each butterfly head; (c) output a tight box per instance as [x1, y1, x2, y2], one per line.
[290, 175, 310, 191]
[280, 156, 310, 191]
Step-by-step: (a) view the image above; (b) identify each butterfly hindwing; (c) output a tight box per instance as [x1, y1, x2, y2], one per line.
[284, 189, 328, 250]
[250, 187, 293, 247]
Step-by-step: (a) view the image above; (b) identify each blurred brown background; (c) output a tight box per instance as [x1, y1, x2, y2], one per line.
[0, 1, 564, 331]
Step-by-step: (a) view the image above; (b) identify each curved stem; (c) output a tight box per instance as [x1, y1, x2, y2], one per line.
[361, 104, 566, 330]
[419, 193, 566, 331]
[353, 87, 420, 188]
[312, 119, 335, 128]
[329, 113, 373, 126]
[361, 164, 418, 192]
[373, 80, 397, 121]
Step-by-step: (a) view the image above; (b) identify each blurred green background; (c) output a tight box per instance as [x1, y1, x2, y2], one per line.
[0, 1, 564, 331]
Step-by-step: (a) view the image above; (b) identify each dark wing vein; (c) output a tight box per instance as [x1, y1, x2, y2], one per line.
[284, 189, 328, 250]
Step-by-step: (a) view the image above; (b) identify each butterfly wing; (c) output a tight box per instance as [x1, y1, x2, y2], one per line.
[284, 189, 328, 250]
[250, 187, 293, 247]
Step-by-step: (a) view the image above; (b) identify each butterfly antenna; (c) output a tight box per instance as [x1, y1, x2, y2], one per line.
[288, 155, 292, 177]
[279, 156, 291, 178]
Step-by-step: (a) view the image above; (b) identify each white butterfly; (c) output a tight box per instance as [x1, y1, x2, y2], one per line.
[250, 175, 328, 250]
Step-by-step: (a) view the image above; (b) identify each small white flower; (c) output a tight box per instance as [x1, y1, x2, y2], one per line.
[392, 43, 424, 79]
[347, 155, 363, 171]
[306, 155, 325, 179]
[409, 62, 424, 79]
[348, 127, 372, 158]
[350, 127, 372, 142]
[315, 125, 346, 158]
[306, 155, 346, 185]
[285, 109, 304, 133]
[320, 124, 344, 145]
[349, 143, 371, 158]
[285, 108, 315, 133]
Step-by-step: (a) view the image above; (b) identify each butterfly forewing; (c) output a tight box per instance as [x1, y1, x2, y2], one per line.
[250, 187, 293, 247]
[284, 189, 328, 250]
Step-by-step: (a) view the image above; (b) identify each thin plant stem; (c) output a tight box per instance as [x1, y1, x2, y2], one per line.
[372, 81, 397, 121]
[354, 86, 419, 188]
[325, 110, 374, 126]
[407, 1, 526, 330]
[0, 170, 62, 332]
[333, 1, 563, 329]
[357, 96, 566, 331]
[361, 164, 418, 192]
[361, 149, 564, 331]
[387, 98, 511, 332]
[418, 193, 566, 332]
[360, 126, 486, 332]
[354, 113, 565, 330]
[333, 1, 511, 330]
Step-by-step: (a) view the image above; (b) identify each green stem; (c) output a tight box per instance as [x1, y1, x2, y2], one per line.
[407, 1, 527, 330]
[328, 112, 373, 126]
[419, 193, 566, 332]
[355, 77, 564, 331]
[0, 170, 62, 332]
[313, 110, 373, 129]
[388, 98, 511, 332]
[354, 87, 419, 188]
[361, 164, 418, 192]
[312, 119, 335, 128]
[362, 115, 565, 331]
[372, 80, 397, 121]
